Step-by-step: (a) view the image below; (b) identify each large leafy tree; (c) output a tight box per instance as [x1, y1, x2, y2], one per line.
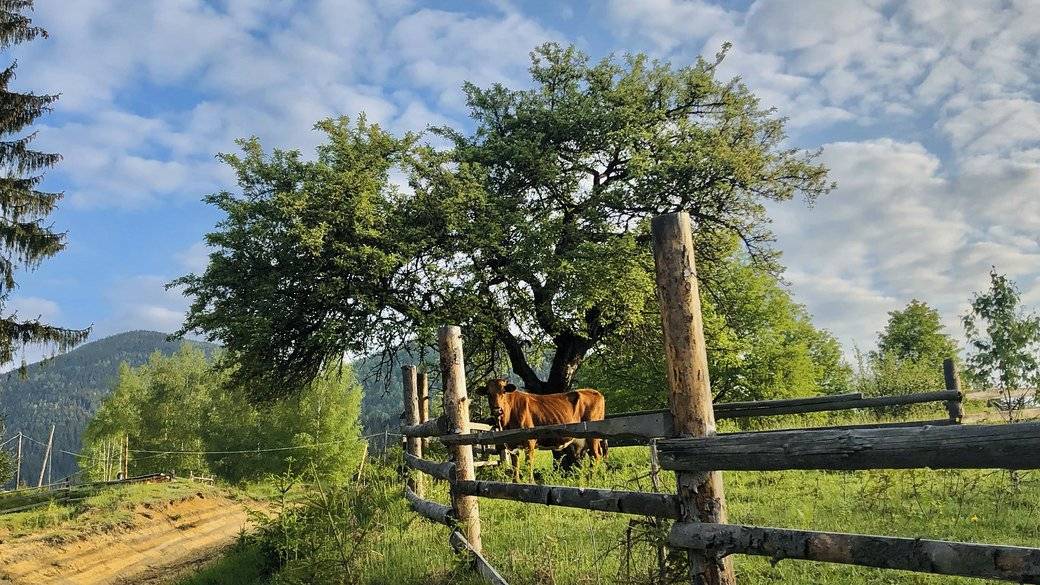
[176, 43, 832, 399]
[0, 1, 88, 367]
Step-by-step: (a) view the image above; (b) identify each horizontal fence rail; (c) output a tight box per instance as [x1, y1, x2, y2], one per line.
[454, 479, 682, 519]
[437, 390, 965, 447]
[440, 411, 672, 446]
[669, 522, 1040, 584]
[405, 485, 454, 526]
[658, 421, 1040, 472]
[451, 530, 509, 585]
[404, 452, 455, 481]
[402, 417, 494, 438]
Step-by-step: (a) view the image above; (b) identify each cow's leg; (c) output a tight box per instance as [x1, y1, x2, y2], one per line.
[511, 447, 521, 483]
[589, 437, 603, 465]
[526, 440, 537, 483]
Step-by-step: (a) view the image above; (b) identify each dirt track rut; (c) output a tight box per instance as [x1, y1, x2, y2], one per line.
[0, 492, 260, 585]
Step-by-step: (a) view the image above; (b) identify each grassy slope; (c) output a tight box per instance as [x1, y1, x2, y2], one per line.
[373, 445, 1038, 585]
[181, 404, 1040, 584]
[0, 480, 230, 539]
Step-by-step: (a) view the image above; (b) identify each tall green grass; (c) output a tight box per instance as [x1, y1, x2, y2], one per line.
[182, 407, 1039, 584]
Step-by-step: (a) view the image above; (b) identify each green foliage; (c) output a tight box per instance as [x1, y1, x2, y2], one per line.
[875, 299, 958, 366]
[852, 299, 960, 410]
[578, 239, 850, 413]
[962, 269, 1040, 393]
[0, 0, 89, 368]
[82, 345, 365, 483]
[176, 42, 833, 400]
[0, 331, 219, 487]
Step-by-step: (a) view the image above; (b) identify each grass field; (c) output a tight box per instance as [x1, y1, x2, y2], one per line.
[347, 444, 1038, 585]
[148, 405, 1040, 583]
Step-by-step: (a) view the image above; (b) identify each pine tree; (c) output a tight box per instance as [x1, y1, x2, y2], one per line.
[0, 1, 88, 368]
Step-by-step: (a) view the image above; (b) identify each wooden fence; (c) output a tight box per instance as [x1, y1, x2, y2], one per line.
[397, 211, 1040, 585]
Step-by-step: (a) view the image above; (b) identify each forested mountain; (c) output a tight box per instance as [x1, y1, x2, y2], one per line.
[0, 331, 218, 487]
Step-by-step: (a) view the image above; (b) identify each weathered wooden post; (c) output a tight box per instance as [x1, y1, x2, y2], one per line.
[651, 212, 737, 585]
[418, 370, 431, 452]
[943, 358, 964, 423]
[402, 365, 424, 497]
[440, 325, 482, 554]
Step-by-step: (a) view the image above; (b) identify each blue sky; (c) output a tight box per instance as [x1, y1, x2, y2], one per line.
[4, 0, 1040, 365]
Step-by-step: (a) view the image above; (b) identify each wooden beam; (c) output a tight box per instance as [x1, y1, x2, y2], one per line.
[404, 452, 455, 481]
[403, 365, 424, 497]
[715, 392, 864, 411]
[404, 486, 454, 526]
[450, 530, 509, 585]
[440, 325, 482, 554]
[402, 416, 448, 438]
[402, 417, 493, 437]
[944, 358, 965, 423]
[716, 390, 962, 419]
[652, 210, 735, 584]
[658, 422, 1040, 472]
[669, 522, 1040, 584]
[439, 410, 672, 446]
[453, 479, 682, 519]
[722, 418, 956, 436]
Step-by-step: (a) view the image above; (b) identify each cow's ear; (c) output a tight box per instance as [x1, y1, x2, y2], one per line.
[504, 383, 518, 393]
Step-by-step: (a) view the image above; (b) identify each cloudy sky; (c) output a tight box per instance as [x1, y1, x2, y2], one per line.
[3, 0, 1039, 364]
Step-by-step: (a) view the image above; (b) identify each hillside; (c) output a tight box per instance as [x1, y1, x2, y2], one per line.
[0, 331, 218, 486]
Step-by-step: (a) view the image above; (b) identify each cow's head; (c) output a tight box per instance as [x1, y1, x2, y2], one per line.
[478, 378, 518, 428]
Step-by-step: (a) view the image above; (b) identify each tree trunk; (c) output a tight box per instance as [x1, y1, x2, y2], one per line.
[498, 330, 593, 394]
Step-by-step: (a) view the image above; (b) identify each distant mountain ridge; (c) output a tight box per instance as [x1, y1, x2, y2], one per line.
[0, 331, 219, 487]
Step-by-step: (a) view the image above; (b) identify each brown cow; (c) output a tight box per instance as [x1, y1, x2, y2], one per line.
[478, 379, 606, 482]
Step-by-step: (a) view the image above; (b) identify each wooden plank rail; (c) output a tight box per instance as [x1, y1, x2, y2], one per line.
[453, 479, 682, 519]
[669, 522, 1040, 584]
[450, 530, 509, 585]
[723, 418, 956, 436]
[402, 416, 493, 438]
[439, 411, 672, 446]
[658, 422, 1040, 472]
[405, 486, 454, 526]
[404, 452, 455, 481]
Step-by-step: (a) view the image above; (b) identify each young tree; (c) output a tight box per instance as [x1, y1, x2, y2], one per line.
[962, 269, 1040, 422]
[176, 43, 832, 399]
[876, 299, 958, 366]
[0, 0, 88, 367]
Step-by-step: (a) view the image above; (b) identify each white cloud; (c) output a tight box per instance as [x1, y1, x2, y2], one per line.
[97, 275, 190, 337]
[2, 296, 62, 322]
[175, 242, 211, 274]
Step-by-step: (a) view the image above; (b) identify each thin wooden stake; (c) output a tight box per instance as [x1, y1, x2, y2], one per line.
[15, 432, 22, 488]
[651, 212, 736, 585]
[38, 424, 54, 488]
[440, 325, 482, 554]
[403, 365, 424, 497]
[418, 370, 431, 452]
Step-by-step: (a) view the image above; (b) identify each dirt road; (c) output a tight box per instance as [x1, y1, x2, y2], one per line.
[0, 491, 262, 585]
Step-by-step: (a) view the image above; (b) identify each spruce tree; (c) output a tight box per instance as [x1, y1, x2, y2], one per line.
[0, 1, 87, 368]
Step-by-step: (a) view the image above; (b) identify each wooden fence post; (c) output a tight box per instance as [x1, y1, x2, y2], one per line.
[943, 358, 964, 423]
[403, 365, 424, 497]
[651, 212, 737, 585]
[440, 325, 482, 554]
[419, 370, 431, 452]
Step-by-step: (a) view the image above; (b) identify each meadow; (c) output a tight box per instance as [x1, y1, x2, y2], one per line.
[187, 409, 1039, 585]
